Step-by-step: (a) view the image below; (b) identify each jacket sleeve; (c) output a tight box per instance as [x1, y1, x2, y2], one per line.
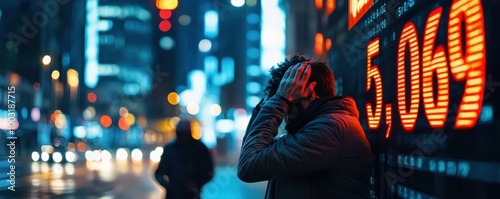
[155, 148, 173, 189]
[197, 145, 214, 186]
[237, 95, 342, 183]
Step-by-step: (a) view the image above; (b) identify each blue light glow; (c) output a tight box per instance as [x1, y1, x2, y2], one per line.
[85, 0, 100, 88]
[246, 82, 261, 94]
[204, 10, 219, 38]
[21, 107, 28, 120]
[480, 104, 493, 123]
[261, 0, 286, 72]
[247, 48, 260, 59]
[74, 126, 86, 138]
[204, 56, 218, 77]
[247, 30, 260, 41]
[216, 119, 235, 133]
[97, 20, 113, 32]
[246, 13, 260, 24]
[246, 96, 261, 107]
[246, 65, 261, 76]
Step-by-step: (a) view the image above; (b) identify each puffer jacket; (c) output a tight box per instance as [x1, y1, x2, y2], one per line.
[237, 95, 372, 199]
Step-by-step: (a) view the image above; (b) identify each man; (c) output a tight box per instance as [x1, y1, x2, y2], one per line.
[237, 55, 372, 198]
[155, 118, 214, 199]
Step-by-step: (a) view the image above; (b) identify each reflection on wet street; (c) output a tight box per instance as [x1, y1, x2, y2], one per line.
[0, 158, 266, 199]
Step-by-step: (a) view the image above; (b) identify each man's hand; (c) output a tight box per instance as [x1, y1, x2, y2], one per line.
[276, 62, 316, 102]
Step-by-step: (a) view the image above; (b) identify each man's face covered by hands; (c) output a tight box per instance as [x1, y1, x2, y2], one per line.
[276, 62, 317, 123]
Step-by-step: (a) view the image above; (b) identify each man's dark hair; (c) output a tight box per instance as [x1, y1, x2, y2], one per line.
[263, 54, 336, 99]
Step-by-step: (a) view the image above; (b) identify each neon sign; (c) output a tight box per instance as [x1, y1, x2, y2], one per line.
[366, 0, 486, 137]
[348, 0, 373, 30]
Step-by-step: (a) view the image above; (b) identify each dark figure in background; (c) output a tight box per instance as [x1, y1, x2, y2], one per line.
[237, 55, 373, 198]
[155, 118, 214, 199]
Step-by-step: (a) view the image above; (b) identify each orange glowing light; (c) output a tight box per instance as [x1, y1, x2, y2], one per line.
[315, 33, 324, 56]
[448, 0, 486, 129]
[366, 38, 383, 129]
[326, 0, 336, 15]
[76, 142, 87, 152]
[118, 118, 130, 131]
[422, 7, 449, 128]
[397, 22, 420, 131]
[156, 0, 178, 10]
[385, 104, 392, 138]
[325, 38, 332, 51]
[100, 115, 112, 128]
[348, 0, 373, 30]
[315, 0, 323, 9]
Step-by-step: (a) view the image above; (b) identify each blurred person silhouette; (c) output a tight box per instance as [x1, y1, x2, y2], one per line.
[237, 55, 372, 198]
[155, 118, 214, 199]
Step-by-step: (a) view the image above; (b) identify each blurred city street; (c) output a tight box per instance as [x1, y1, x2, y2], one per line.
[0, 158, 266, 199]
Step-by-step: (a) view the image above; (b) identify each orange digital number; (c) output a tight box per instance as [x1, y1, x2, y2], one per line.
[397, 22, 420, 131]
[448, 0, 486, 129]
[366, 38, 383, 129]
[422, 7, 450, 128]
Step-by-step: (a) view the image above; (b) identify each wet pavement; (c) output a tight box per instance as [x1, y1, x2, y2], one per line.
[0, 159, 267, 199]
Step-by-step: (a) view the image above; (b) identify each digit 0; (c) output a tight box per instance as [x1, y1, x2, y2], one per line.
[397, 22, 420, 131]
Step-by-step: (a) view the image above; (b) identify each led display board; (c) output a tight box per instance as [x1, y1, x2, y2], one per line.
[316, 0, 500, 198]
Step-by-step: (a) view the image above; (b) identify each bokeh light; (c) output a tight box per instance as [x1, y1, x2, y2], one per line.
[125, 113, 135, 125]
[118, 118, 130, 131]
[42, 55, 51, 66]
[170, 116, 180, 128]
[52, 152, 63, 163]
[198, 39, 212, 52]
[179, 15, 191, 26]
[101, 150, 112, 162]
[167, 92, 180, 105]
[100, 115, 112, 128]
[231, 0, 245, 7]
[159, 10, 172, 19]
[131, 149, 143, 161]
[116, 148, 128, 161]
[31, 108, 40, 122]
[156, 0, 178, 10]
[67, 69, 79, 87]
[187, 104, 200, 115]
[159, 20, 172, 32]
[209, 104, 222, 116]
[119, 107, 129, 117]
[41, 152, 50, 162]
[51, 70, 60, 80]
[32, 152, 40, 162]
[87, 92, 97, 103]
[137, 116, 147, 128]
[65, 151, 77, 163]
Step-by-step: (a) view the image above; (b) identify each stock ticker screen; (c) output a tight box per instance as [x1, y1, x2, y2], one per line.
[317, 0, 500, 198]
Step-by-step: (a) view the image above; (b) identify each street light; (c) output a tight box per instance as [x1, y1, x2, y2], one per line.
[67, 69, 79, 88]
[51, 70, 60, 80]
[42, 55, 51, 66]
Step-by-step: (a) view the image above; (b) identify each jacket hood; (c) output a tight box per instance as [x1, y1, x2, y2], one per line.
[175, 119, 195, 142]
[326, 96, 360, 119]
[285, 95, 360, 134]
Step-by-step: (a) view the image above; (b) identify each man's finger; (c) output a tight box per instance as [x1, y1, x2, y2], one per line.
[298, 65, 312, 89]
[282, 65, 293, 80]
[293, 62, 308, 80]
[288, 63, 302, 80]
